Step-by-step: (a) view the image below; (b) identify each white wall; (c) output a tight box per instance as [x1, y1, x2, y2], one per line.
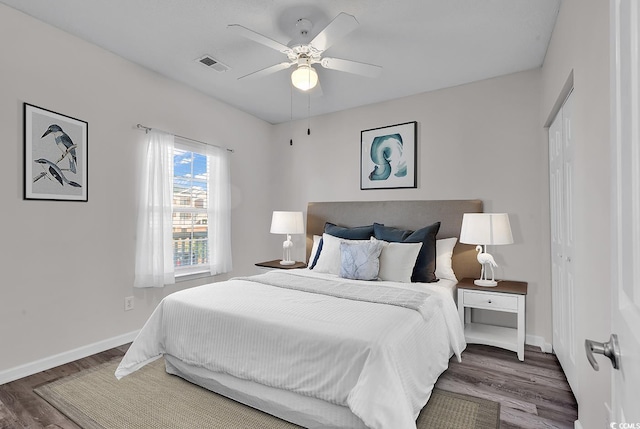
[271, 69, 552, 347]
[2, 2, 592, 397]
[541, 0, 612, 427]
[0, 5, 274, 375]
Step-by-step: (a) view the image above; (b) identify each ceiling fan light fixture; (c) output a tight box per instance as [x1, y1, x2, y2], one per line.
[291, 64, 318, 91]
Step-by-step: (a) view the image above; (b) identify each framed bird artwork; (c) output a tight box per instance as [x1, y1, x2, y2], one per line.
[24, 103, 88, 202]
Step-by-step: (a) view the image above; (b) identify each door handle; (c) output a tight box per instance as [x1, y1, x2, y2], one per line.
[585, 334, 620, 371]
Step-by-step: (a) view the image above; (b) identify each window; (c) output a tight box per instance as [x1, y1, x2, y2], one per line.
[135, 129, 231, 288]
[173, 141, 209, 275]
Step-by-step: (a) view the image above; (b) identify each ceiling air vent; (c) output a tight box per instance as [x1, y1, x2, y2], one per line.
[196, 55, 229, 72]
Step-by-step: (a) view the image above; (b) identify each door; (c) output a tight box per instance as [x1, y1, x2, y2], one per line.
[549, 91, 577, 393]
[608, 0, 640, 423]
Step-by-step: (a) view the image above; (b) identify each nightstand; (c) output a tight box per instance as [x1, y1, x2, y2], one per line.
[457, 277, 527, 361]
[255, 259, 307, 272]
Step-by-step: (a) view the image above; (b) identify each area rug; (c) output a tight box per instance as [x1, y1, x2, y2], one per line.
[35, 358, 500, 429]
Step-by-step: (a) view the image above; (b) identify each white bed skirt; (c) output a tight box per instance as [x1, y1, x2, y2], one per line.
[164, 354, 369, 429]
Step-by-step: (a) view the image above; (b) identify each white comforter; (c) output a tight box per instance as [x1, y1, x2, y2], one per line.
[115, 270, 465, 429]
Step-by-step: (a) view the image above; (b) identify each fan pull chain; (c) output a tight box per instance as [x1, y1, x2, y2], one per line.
[290, 83, 294, 145]
[307, 92, 311, 135]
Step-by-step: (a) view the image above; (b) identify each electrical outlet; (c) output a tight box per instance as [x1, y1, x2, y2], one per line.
[124, 296, 134, 311]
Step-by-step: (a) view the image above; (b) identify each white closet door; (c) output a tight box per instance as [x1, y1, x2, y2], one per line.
[609, 0, 640, 421]
[549, 91, 577, 393]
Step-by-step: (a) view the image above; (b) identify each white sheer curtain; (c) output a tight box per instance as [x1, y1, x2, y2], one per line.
[134, 130, 175, 288]
[207, 145, 233, 274]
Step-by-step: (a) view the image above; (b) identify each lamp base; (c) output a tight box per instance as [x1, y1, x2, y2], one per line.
[474, 279, 498, 287]
[280, 260, 296, 266]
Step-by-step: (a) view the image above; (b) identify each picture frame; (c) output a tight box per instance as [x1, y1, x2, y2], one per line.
[24, 103, 88, 202]
[361, 121, 417, 190]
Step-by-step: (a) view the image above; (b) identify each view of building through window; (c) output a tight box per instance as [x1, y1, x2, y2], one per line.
[173, 145, 208, 271]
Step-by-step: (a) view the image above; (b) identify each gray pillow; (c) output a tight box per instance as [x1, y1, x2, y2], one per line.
[339, 240, 384, 280]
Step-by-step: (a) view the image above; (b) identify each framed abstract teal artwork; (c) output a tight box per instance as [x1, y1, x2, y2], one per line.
[360, 121, 417, 190]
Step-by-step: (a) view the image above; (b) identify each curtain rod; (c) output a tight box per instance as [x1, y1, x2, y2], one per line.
[136, 124, 234, 153]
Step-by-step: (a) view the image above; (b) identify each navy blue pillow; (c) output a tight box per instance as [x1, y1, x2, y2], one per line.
[373, 221, 441, 283]
[373, 222, 412, 241]
[310, 223, 375, 270]
[309, 238, 323, 269]
[324, 222, 375, 240]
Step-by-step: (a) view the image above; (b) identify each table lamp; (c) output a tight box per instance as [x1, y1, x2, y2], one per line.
[460, 213, 513, 286]
[270, 211, 304, 265]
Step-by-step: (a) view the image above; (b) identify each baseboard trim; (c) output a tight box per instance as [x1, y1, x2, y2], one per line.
[0, 330, 139, 385]
[575, 419, 583, 429]
[526, 334, 553, 353]
[1, 331, 553, 385]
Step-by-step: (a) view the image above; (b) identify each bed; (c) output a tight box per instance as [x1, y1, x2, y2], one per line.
[116, 199, 483, 429]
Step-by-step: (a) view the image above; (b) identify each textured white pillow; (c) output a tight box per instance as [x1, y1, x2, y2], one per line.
[339, 240, 384, 280]
[313, 233, 370, 275]
[309, 235, 322, 266]
[376, 239, 423, 283]
[435, 237, 458, 281]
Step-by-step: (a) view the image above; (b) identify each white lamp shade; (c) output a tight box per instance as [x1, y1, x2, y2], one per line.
[291, 65, 318, 91]
[270, 211, 304, 234]
[460, 213, 513, 245]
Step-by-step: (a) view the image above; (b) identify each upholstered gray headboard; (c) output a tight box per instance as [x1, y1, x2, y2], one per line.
[306, 200, 483, 281]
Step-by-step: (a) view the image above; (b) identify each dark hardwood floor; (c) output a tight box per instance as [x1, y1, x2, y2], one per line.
[435, 344, 578, 428]
[0, 343, 576, 428]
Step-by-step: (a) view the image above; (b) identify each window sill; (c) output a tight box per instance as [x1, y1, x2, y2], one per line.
[175, 267, 211, 282]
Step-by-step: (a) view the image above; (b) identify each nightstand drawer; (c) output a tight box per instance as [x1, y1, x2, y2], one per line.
[462, 290, 518, 311]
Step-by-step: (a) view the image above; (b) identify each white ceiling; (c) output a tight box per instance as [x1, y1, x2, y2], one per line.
[1, 0, 561, 124]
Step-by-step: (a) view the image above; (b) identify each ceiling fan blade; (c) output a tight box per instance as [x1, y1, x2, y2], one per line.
[238, 62, 293, 80]
[228, 24, 292, 54]
[310, 12, 359, 52]
[320, 57, 382, 78]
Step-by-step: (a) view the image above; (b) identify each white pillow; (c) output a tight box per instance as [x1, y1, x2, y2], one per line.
[376, 239, 423, 283]
[313, 233, 371, 275]
[435, 237, 458, 281]
[309, 235, 322, 266]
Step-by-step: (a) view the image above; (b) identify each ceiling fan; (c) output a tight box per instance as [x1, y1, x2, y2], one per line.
[228, 12, 382, 91]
